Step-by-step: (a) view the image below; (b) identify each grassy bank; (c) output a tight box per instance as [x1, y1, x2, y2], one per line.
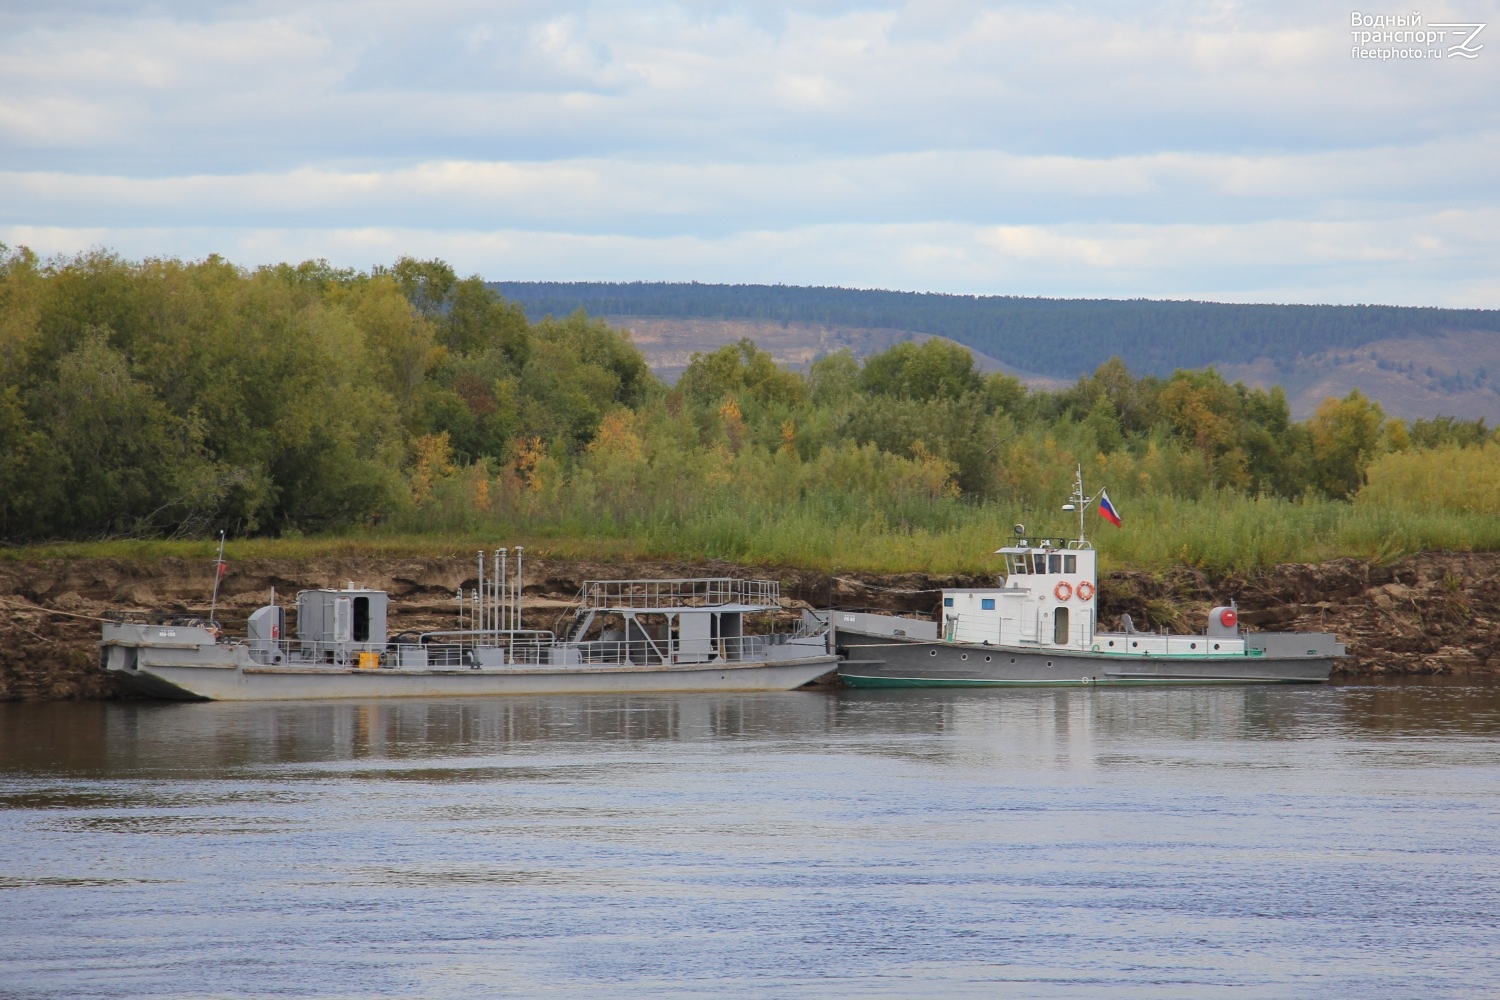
[11, 493, 1500, 576]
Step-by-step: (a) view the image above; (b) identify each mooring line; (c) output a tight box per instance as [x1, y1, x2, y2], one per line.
[0, 596, 127, 625]
[832, 576, 946, 595]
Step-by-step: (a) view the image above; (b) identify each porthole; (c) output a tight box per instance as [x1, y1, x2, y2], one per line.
[1190, 642, 1197, 649]
[1046, 660, 1053, 668]
[961, 653, 969, 660]
[1107, 640, 1115, 647]
[930, 650, 937, 656]
[1213, 643, 1221, 650]
[1131, 641, 1138, 648]
[985, 655, 992, 662]
[1009, 657, 1016, 663]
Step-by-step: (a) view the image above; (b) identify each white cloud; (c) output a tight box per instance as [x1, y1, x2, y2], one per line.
[0, 0, 1497, 305]
[8, 209, 1497, 307]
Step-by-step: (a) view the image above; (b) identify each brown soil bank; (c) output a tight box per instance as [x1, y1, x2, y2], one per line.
[3, 552, 1498, 701]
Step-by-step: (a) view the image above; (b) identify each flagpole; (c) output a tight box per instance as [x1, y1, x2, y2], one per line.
[209, 530, 226, 625]
[1066, 465, 1115, 546]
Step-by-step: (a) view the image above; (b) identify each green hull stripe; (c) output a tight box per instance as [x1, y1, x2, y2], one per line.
[839, 674, 1314, 689]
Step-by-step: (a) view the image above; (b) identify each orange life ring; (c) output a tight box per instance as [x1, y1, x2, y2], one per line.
[1054, 581, 1073, 601]
[1075, 581, 1095, 601]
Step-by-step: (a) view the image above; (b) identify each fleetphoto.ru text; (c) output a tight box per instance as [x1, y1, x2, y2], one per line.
[1352, 11, 1486, 59]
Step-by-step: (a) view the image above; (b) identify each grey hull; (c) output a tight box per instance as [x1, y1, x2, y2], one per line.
[115, 655, 839, 701]
[838, 633, 1334, 687]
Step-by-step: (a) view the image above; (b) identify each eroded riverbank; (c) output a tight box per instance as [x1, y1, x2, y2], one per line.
[4, 551, 1500, 700]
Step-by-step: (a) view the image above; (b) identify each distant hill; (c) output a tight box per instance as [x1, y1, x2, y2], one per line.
[599, 316, 1063, 387]
[492, 282, 1500, 378]
[491, 281, 1500, 420]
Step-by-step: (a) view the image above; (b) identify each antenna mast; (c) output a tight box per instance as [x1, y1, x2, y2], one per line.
[1061, 465, 1106, 546]
[208, 530, 226, 625]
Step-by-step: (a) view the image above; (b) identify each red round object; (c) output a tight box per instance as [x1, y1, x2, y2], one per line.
[1219, 608, 1238, 628]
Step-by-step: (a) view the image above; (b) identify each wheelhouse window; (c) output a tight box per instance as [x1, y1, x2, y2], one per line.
[1064, 554, 1077, 574]
[1032, 554, 1047, 574]
[1048, 554, 1063, 574]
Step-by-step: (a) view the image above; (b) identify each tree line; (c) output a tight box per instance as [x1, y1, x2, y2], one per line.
[0, 246, 1492, 546]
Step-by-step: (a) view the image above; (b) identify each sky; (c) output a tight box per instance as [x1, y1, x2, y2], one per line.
[2, 0, 1497, 306]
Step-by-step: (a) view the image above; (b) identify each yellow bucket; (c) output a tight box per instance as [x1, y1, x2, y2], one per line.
[357, 651, 380, 670]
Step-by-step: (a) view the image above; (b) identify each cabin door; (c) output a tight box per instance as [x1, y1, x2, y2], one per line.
[676, 612, 713, 663]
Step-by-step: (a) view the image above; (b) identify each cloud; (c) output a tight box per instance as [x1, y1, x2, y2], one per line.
[1, 0, 1497, 305]
[8, 208, 1497, 307]
[4, 135, 1496, 231]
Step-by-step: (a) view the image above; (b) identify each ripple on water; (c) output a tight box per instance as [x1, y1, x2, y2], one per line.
[0, 686, 1498, 999]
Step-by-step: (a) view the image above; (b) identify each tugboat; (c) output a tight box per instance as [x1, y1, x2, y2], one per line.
[834, 470, 1343, 687]
[101, 550, 836, 701]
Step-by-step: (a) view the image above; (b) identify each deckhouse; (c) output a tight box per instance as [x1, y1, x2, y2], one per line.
[941, 539, 1247, 657]
[942, 540, 1099, 649]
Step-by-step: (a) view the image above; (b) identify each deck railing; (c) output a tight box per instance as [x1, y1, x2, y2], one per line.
[577, 578, 781, 610]
[242, 627, 822, 669]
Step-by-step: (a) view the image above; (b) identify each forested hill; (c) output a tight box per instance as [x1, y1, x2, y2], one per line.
[491, 282, 1500, 379]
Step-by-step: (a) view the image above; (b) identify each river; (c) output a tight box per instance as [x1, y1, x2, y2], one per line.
[3, 682, 1499, 998]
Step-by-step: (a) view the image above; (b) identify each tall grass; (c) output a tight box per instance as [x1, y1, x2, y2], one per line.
[386, 489, 1500, 575]
[13, 490, 1500, 576]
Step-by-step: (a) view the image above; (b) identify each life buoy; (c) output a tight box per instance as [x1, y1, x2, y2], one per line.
[1075, 581, 1095, 602]
[1054, 581, 1073, 601]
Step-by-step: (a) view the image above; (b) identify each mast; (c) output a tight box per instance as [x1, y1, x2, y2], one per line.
[208, 530, 227, 625]
[1061, 464, 1104, 547]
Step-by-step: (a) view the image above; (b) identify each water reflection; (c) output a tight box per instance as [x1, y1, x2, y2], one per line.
[3, 683, 1500, 999]
[5, 681, 1500, 779]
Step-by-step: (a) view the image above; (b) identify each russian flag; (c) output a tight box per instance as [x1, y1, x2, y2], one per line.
[1098, 489, 1122, 527]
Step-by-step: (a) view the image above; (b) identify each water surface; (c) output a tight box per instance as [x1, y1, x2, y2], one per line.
[3, 683, 1499, 998]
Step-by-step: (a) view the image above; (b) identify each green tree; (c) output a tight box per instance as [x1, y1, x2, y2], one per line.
[859, 338, 983, 402]
[443, 276, 531, 365]
[678, 338, 805, 409]
[385, 256, 457, 319]
[1156, 369, 1249, 489]
[0, 386, 62, 537]
[40, 334, 220, 536]
[808, 349, 859, 407]
[349, 275, 437, 412]
[1309, 389, 1385, 498]
[533, 311, 656, 409]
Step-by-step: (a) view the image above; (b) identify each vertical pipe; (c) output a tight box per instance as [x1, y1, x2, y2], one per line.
[499, 549, 508, 634]
[515, 546, 524, 632]
[476, 550, 484, 636]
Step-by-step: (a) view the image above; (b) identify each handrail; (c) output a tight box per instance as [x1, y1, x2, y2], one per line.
[578, 578, 781, 610]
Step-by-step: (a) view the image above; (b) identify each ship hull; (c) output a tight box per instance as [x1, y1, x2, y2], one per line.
[112, 655, 840, 701]
[838, 632, 1334, 687]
